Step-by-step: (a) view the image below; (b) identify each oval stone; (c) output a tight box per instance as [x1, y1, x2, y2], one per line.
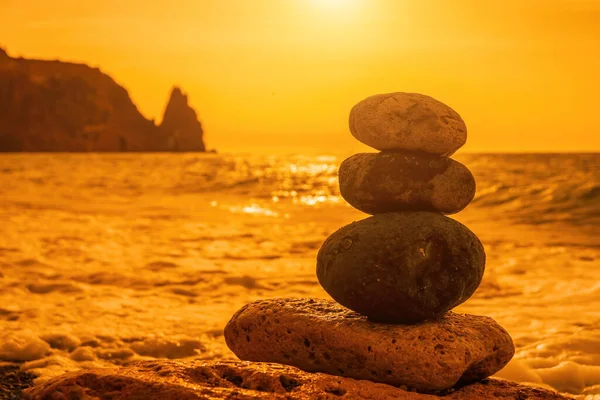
[316, 212, 485, 323]
[349, 93, 467, 155]
[338, 152, 476, 215]
[224, 298, 515, 392]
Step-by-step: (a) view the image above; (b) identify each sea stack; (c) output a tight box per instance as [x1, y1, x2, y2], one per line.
[225, 92, 515, 392]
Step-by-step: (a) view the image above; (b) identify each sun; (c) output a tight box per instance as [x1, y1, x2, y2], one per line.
[310, 0, 360, 11]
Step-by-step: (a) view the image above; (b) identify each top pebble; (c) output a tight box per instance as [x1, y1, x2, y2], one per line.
[349, 92, 467, 155]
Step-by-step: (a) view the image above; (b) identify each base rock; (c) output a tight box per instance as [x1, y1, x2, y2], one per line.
[225, 298, 514, 392]
[24, 360, 568, 400]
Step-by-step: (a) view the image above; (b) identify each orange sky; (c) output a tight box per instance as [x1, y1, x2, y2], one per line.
[1, 0, 599, 153]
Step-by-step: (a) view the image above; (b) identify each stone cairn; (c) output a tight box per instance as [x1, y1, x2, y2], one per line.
[225, 92, 515, 393]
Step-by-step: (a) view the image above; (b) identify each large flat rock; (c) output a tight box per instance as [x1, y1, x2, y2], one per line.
[24, 360, 568, 400]
[225, 298, 514, 392]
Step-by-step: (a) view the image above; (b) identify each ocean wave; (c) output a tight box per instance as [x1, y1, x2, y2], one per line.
[204, 152, 600, 228]
[0, 152, 598, 227]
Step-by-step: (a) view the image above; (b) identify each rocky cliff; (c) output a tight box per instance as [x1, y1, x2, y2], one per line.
[0, 48, 207, 152]
[160, 87, 206, 152]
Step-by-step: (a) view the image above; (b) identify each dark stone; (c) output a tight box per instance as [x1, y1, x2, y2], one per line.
[339, 151, 476, 214]
[317, 212, 485, 323]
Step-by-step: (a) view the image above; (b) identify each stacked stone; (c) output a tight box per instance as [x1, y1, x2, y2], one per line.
[322, 92, 481, 324]
[225, 92, 515, 393]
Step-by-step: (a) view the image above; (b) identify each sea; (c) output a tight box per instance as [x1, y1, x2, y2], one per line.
[0, 152, 598, 398]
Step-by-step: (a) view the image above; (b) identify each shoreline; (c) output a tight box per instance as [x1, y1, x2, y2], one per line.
[0, 363, 35, 400]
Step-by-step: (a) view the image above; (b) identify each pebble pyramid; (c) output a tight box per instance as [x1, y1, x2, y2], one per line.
[225, 92, 515, 393]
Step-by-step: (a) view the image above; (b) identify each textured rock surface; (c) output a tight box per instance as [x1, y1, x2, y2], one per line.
[317, 212, 485, 323]
[24, 359, 567, 400]
[0, 47, 207, 152]
[224, 298, 514, 392]
[349, 92, 467, 155]
[339, 152, 476, 214]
